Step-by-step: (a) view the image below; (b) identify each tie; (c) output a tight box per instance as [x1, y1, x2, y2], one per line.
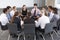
[48, 13, 50, 17]
[34, 10, 36, 16]
[7, 13, 11, 21]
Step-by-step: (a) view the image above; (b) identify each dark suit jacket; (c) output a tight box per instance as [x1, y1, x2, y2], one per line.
[24, 17, 35, 24]
[13, 17, 21, 31]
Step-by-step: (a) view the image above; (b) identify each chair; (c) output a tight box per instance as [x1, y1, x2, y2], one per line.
[38, 23, 54, 40]
[0, 22, 8, 30]
[0, 22, 1, 27]
[24, 24, 36, 40]
[51, 21, 59, 37]
[7, 23, 24, 40]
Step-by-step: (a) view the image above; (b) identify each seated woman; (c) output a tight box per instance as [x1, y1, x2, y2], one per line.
[24, 12, 35, 24]
[50, 8, 60, 22]
[22, 5, 28, 17]
[35, 7, 50, 33]
[11, 11, 22, 31]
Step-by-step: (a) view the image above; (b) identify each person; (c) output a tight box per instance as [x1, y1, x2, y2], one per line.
[31, 3, 41, 18]
[50, 7, 60, 22]
[11, 11, 22, 31]
[48, 6, 54, 20]
[10, 6, 17, 17]
[24, 12, 35, 24]
[0, 8, 9, 30]
[6, 6, 12, 22]
[35, 7, 50, 31]
[22, 5, 28, 17]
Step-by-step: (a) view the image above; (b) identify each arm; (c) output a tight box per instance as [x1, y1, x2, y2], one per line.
[35, 18, 40, 27]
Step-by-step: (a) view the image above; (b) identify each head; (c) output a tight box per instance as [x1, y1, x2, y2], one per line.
[41, 7, 48, 16]
[6, 6, 11, 13]
[13, 6, 16, 11]
[48, 6, 53, 12]
[14, 11, 19, 17]
[42, 6, 47, 13]
[53, 7, 58, 14]
[3, 8, 8, 14]
[11, 11, 19, 23]
[34, 3, 37, 9]
[22, 5, 27, 10]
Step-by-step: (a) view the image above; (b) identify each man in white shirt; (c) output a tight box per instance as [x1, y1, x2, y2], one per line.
[10, 6, 17, 17]
[31, 3, 41, 17]
[0, 8, 9, 30]
[35, 10, 50, 29]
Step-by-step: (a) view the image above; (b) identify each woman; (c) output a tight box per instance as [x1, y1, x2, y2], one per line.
[50, 8, 60, 22]
[22, 5, 28, 17]
[35, 7, 50, 33]
[11, 11, 21, 31]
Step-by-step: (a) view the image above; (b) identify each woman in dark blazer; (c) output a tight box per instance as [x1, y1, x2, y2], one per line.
[11, 11, 21, 31]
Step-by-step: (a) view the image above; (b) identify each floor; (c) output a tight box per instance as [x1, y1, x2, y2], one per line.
[0, 25, 60, 40]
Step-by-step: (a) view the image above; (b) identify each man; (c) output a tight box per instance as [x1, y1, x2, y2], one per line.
[31, 3, 41, 18]
[0, 8, 9, 30]
[6, 6, 12, 21]
[35, 10, 50, 30]
[10, 6, 17, 17]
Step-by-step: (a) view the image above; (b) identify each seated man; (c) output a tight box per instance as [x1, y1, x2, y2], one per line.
[0, 8, 9, 30]
[31, 3, 41, 20]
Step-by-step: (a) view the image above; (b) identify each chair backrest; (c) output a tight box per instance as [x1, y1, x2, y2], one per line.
[0, 22, 1, 26]
[51, 21, 57, 27]
[24, 24, 35, 34]
[57, 19, 60, 30]
[7, 23, 18, 34]
[45, 23, 54, 34]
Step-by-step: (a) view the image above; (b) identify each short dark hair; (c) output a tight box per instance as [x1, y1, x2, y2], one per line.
[48, 6, 53, 10]
[34, 3, 37, 6]
[3, 8, 7, 13]
[6, 6, 11, 9]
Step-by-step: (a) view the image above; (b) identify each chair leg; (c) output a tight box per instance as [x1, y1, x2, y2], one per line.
[34, 35, 36, 40]
[24, 34, 25, 40]
[8, 34, 10, 40]
[39, 33, 45, 40]
[50, 33, 54, 40]
[17, 32, 24, 40]
[53, 30, 59, 37]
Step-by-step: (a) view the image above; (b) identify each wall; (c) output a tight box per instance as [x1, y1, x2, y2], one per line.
[46, 0, 55, 7]
[34, 0, 45, 7]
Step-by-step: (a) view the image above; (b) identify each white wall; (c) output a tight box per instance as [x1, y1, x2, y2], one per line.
[55, 0, 60, 9]
[0, 0, 34, 8]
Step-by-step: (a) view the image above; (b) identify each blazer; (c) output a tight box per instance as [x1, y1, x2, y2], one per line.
[24, 17, 35, 24]
[13, 16, 21, 31]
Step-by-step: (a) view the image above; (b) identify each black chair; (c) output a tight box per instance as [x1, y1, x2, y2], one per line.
[24, 24, 36, 40]
[7, 23, 24, 40]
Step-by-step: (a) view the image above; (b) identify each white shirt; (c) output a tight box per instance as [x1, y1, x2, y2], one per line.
[49, 12, 54, 21]
[35, 15, 50, 29]
[31, 8, 41, 16]
[10, 10, 15, 17]
[0, 13, 9, 26]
